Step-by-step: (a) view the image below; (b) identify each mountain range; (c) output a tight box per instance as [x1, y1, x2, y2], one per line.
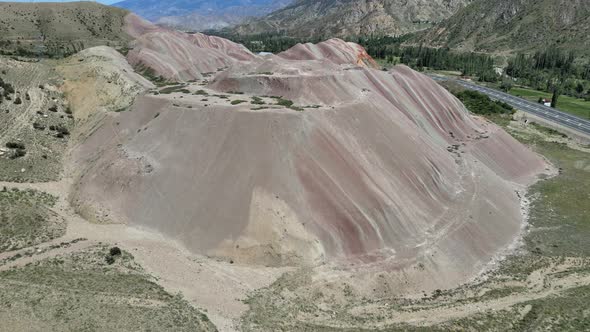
[416, 0, 590, 56]
[113, 0, 291, 31]
[231, 0, 473, 38]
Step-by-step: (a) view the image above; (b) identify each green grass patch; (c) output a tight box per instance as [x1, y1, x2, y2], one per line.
[509, 87, 590, 120]
[529, 122, 568, 138]
[456, 90, 515, 115]
[513, 135, 590, 257]
[231, 100, 247, 105]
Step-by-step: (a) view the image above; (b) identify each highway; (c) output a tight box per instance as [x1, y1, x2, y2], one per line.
[428, 75, 590, 136]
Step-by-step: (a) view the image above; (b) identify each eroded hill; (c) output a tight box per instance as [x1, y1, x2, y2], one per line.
[66, 20, 550, 299]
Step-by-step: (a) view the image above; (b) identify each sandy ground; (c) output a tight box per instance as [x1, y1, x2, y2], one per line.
[0, 178, 289, 331]
[351, 258, 590, 328]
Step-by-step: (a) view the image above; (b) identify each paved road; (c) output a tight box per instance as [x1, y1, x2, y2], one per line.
[428, 75, 590, 136]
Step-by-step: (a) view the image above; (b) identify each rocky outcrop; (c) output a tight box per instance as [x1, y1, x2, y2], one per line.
[58, 46, 154, 120]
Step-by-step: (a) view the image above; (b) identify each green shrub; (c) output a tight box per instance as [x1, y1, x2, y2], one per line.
[109, 247, 122, 256]
[10, 149, 26, 159]
[231, 100, 247, 105]
[32, 122, 46, 130]
[275, 98, 294, 108]
[455, 90, 515, 115]
[56, 126, 70, 135]
[105, 255, 115, 265]
[6, 142, 25, 149]
[251, 96, 265, 105]
[159, 85, 189, 94]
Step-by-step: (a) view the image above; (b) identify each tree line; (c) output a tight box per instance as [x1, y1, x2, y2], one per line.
[506, 49, 590, 100]
[214, 32, 590, 102]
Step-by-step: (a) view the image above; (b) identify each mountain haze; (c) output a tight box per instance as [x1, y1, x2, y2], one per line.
[114, 0, 291, 31]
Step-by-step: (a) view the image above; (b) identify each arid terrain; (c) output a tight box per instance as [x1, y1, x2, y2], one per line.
[1, 2, 589, 332]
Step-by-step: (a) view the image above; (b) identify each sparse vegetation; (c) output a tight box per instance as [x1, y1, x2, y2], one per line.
[0, 188, 63, 253]
[0, 2, 131, 58]
[0, 245, 218, 331]
[231, 99, 247, 105]
[0, 67, 72, 182]
[135, 64, 167, 86]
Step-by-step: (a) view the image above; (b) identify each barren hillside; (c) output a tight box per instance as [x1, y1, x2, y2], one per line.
[65, 22, 549, 296]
